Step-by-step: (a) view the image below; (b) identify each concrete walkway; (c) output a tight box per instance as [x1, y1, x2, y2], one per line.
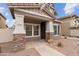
[26, 40, 64, 56]
[35, 44, 64, 56]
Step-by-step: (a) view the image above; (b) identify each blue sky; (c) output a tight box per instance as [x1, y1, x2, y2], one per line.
[55, 3, 79, 17]
[0, 3, 14, 27]
[74, 7, 79, 15]
[55, 3, 66, 17]
[0, 3, 79, 27]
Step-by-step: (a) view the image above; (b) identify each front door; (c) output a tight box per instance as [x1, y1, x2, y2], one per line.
[41, 22, 46, 39]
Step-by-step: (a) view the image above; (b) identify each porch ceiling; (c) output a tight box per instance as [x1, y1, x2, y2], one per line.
[24, 16, 45, 24]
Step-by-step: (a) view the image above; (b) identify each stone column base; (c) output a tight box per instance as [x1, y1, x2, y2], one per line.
[13, 34, 26, 40]
[46, 32, 54, 43]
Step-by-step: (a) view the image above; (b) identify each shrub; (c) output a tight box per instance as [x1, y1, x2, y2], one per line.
[57, 42, 63, 47]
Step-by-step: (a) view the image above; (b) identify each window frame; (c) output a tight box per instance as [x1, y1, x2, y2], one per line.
[26, 24, 32, 36]
[25, 23, 40, 37]
[33, 25, 40, 36]
[53, 24, 61, 36]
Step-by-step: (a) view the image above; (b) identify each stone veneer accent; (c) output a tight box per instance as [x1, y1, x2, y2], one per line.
[13, 34, 26, 39]
[46, 32, 54, 42]
[25, 36, 41, 42]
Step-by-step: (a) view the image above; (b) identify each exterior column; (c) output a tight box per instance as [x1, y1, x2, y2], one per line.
[13, 14, 26, 39]
[46, 21, 54, 42]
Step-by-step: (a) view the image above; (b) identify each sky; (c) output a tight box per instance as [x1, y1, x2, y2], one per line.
[55, 3, 79, 17]
[55, 3, 66, 17]
[0, 3, 15, 28]
[0, 3, 79, 27]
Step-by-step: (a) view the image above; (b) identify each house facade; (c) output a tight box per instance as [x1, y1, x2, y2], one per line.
[61, 15, 79, 37]
[8, 3, 62, 42]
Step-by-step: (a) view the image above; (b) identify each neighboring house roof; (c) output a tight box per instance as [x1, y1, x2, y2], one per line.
[0, 13, 6, 20]
[59, 15, 79, 20]
[53, 20, 62, 23]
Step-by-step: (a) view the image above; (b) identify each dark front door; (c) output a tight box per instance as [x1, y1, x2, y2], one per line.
[41, 22, 46, 39]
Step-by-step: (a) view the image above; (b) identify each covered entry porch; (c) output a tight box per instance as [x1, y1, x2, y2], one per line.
[24, 15, 46, 41]
[13, 9, 54, 42]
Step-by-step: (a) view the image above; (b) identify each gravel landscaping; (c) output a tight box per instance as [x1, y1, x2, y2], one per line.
[48, 38, 79, 56]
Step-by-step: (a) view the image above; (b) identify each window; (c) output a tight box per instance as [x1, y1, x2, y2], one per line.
[53, 25, 58, 35]
[26, 25, 32, 36]
[34, 26, 39, 35]
[25, 23, 40, 37]
[58, 25, 60, 35]
[53, 24, 60, 35]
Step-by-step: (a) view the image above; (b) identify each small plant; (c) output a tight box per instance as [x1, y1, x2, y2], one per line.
[57, 42, 63, 47]
[64, 36, 67, 39]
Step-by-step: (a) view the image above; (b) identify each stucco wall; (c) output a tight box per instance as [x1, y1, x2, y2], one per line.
[0, 29, 13, 43]
[61, 21, 70, 36]
[70, 19, 76, 27]
[61, 17, 75, 36]
[70, 29, 79, 37]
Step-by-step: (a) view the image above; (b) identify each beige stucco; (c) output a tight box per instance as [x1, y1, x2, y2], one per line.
[61, 17, 74, 36]
[70, 18, 79, 37]
[61, 15, 79, 36]
[61, 20, 71, 36]
[0, 29, 13, 43]
[70, 29, 79, 36]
